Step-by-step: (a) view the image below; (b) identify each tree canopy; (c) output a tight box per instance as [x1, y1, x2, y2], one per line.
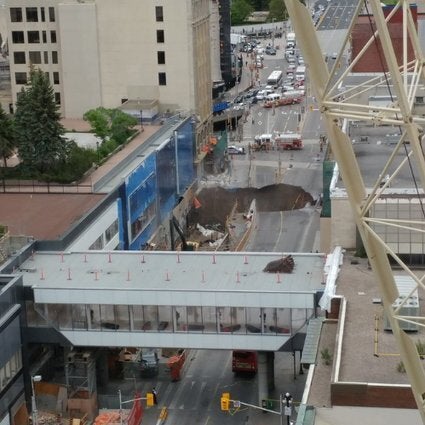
[83, 107, 138, 146]
[14, 67, 70, 176]
[268, 0, 287, 22]
[231, 0, 254, 25]
[0, 105, 15, 167]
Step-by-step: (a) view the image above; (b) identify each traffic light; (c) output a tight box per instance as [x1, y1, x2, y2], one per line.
[146, 392, 154, 407]
[220, 392, 230, 411]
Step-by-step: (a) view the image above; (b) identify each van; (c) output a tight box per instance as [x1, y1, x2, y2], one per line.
[266, 93, 281, 102]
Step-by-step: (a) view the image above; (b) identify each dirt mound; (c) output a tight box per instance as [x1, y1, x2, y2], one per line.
[188, 184, 314, 227]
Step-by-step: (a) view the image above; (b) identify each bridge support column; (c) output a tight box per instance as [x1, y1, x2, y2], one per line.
[266, 351, 275, 390]
[257, 351, 268, 406]
[96, 349, 109, 388]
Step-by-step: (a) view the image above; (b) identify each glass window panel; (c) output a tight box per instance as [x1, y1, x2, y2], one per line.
[49, 7, 55, 22]
[158, 72, 166, 86]
[186, 306, 203, 332]
[175, 306, 186, 332]
[262, 307, 275, 333]
[115, 305, 129, 331]
[142, 305, 158, 331]
[89, 305, 101, 330]
[156, 30, 164, 43]
[27, 31, 40, 43]
[29, 51, 41, 64]
[26, 7, 38, 22]
[157, 306, 171, 331]
[245, 307, 261, 334]
[133, 305, 144, 330]
[155, 6, 163, 22]
[54, 304, 72, 329]
[72, 305, 87, 330]
[219, 307, 243, 333]
[100, 305, 117, 330]
[10, 8, 23, 22]
[201, 306, 217, 333]
[13, 51, 25, 64]
[12, 31, 24, 44]
[292, 308, 308, 333]
[276, 308, 291, 333]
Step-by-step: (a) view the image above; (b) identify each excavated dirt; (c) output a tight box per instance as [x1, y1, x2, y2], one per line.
[187, 184, 314, 227]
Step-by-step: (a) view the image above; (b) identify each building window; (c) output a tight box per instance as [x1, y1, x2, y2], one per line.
[49, 7, 55, 22]
[29, 51, 41, 64]
[15, 72, 27, 85]
[105, 219, 119, 244]
[45, 72, 50, 82]
[89, 235, 103, 250]
[13, 52, 26, 64]
[26, 7, 38, 22]
[53, 72, 59, 84]
[155, 6, 164, 22]
[156, 30, 164, 43]
[52, 51, 58, 64]
[44, 51, 48, 64]
[158, 72, 167, 86]
[55, 92, 61, 105]
[12, 31, 24, 44]
[157, 51, 165, 64]
[40, 7, 45, 22]
[42, 31, 47, 43]
[50, 30, 56, 43]
[27, 31, 40, 43]
[10, 8, 23, 22]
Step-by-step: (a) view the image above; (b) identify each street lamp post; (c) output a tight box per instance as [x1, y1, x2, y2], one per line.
[31, 375, 42, 425]
[283, 392, 293, 425]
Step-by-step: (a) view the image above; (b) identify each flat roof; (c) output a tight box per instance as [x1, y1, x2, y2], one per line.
[20, 251, 325, 294]
[0, 193, 104, 240]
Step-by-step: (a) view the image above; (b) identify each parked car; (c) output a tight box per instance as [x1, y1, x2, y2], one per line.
[226, 145, 246, 155]
[265, 46, 277, 55]
[286, 65, 296, 74]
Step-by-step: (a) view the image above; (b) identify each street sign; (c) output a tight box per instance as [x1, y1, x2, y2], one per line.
[233, 400, 241, 408]
[284, 406, 292, 416]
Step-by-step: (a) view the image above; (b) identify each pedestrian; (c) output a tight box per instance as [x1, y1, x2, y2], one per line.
[152, 387, 158, 405]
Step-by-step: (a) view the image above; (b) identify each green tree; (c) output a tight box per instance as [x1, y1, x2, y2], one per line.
[268, 0, 286, 21]
[250, 0, 268, 10]
[231, 0, 254, 25]
[83, 107, 138, 145]
[14, 67, 69, 175]
[0, 105, 15, 167]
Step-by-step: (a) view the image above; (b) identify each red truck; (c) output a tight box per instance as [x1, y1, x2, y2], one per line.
[232, 350, 258, 374]
[274, 133, 303, 150]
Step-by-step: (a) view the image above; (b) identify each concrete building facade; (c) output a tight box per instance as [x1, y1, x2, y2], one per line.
[3, 0, 213, 159]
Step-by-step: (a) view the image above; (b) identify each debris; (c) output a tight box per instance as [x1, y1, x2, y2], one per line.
[263, 255, 295, 273]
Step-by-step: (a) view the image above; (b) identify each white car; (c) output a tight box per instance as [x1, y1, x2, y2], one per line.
[226, 145, 246, 155]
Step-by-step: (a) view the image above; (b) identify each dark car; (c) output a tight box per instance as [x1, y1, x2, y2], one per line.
[226, 146, 246, 155]
[265, 47, 277, 55]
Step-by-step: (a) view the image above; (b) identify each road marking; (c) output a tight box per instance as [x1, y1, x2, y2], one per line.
[272, 211, 285, 252]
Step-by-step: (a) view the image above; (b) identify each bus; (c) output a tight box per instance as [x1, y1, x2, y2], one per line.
[232, 350, 258, 374]
[267, 70, 283, 87]
[295, 65, 306, 82]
